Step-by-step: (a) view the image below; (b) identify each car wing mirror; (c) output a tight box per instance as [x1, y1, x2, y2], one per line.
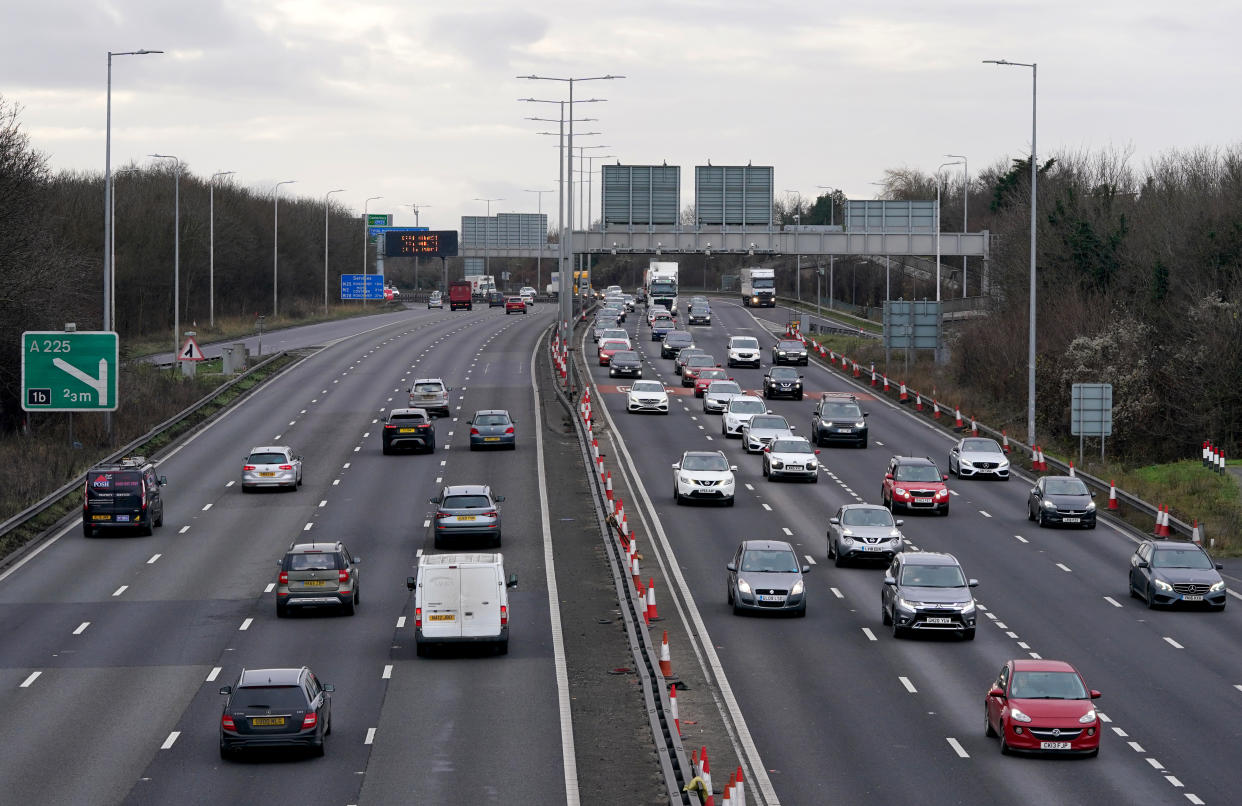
[764, 447, 771, 453]
[159, 475, 168, 485]
[726, 562, 736, 572]
[1089, 689, 1101, 699]
[1031, 488, 1039, 495]
[968, 579, 979, 587]
[895, 519, 904, 526]
[802, 565, 812, 574]
[430, 496, 441, 504]
[406, 576, 416, 590]
[672, 463, 681, 470]
[987, 687, 1005, 699]
[943, 474, 949, 481]
[729, 465, 738, 472]
[885, 473, 893, 480]
[789, 425, 797, 430]
[814, 449, 821, 455]
[1090, 492, 1096, 498]
[1216, 563, 1224, 570]
[1137, 560, 1149, 569]
[863, 411, 870, 417]
[507, 573, 519, 588]
[322, 683, 334, 693]
[883, 576, 896, 586]
[829, 517, 840, 525]
[219, 685, 232, 695]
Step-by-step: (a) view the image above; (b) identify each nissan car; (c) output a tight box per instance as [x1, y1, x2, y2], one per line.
[828, 503, 904, 565]
[763, 366, 804, 400]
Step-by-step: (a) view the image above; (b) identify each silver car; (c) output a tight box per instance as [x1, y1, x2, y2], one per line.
[409, 378, 451, 417]
[762, 437, 820, 482]
[427, 291, 443, 309]
[726, 540, 809, 616]
[948, 437, 1011, 480]
[722, 395, 767, 437]
[469, 409, 516, 450]
[703, 380, 743, 414]
[242, 446, 303, 492]
[741, 413, 794, 453]
[828, 504, 905, 566]
[431, 484, 504, 548]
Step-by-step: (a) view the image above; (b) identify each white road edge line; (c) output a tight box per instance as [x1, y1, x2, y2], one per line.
[112, 585, 127, 597]
[382, 664, 393, 679]
[1163, 636, 1184, 649]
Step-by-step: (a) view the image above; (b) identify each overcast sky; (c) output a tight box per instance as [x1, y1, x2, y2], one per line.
[3, 0, 1240, 231]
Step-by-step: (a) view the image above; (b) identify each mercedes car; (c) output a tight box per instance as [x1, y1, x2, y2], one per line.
[721, 395, 767, 437]
[626, 380, 669, 414]
[1128, 539, 1227, 610]
[949, 437, 1011, 480]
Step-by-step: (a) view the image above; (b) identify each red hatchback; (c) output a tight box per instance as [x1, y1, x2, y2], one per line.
[985, 659, 1101, 756]
[882, 455, 950, 515]
[598, 339, 630, 366]
[504, 296, 527, 314]
[694, 369, 732, 397]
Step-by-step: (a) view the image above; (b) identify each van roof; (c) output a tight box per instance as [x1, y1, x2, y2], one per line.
[419, 552, 504, 566]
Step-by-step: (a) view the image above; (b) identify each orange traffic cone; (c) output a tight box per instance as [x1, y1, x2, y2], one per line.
[933, 400, 942, 419]
[669, 683, 680, 735]
[1068, 460, 1075, 477]
[1192, 519, 1202, 544]
[882, 375, 890, 393]
[870, 367, 878, 387]
[1001, 430, 1011, 453]
[954, 407, 964, 430]
[970, 417, 978, 437]
[1108, 481, 1119, 509]
[853, 360, 860, 378]
[659, 630, 673, 677]
[736, 767, 746, 806]
[647, 577, 660, 621]
[915, 393, 924, 411]
[701, 747, 713, 796]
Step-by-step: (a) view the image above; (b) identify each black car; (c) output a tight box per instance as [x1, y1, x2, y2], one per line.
[687, 305, 712, 326]
[487, 291, 505, 307]
[382, 408, 435, 454]
[608, 350, 643, 378]
[882, 552, 978, 640]
[1027, 476, 1097, 528]
[219, 666, 333, 758]
[1129, 540, 1227, 610]
[811, 392, 869, 448]
[82, 456, 167, 537]
[763, 366, 804, 400]
[772, 339, 808, 365]
[661, 331, 695, 359]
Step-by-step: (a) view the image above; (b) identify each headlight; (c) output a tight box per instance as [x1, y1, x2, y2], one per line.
[737, 578, 752, 594]
[961, 600, 976, 613]
[1079, 709, 1097, 724]
[790, 579, 805, 595]
[894, 487, 907, 496]
[895, 596, 916, 611]
[771, 460, 784, 469]
[1042, 499, 1057, 510]
[679, 474, 692, 484]
[1086, 501, 1096, 512]
[1153, 578, 1174, 592]
[777, 351, 786, 355]
[1009, 706, 1033, 723]
[998, 460, 1010, 469]
[855, 421, 866, 428]
[806, 460, 817, 469]
[795, 382, 802, 387]
[889, 529, 902, 538]
[1210, 580, 1226, 592]
[960, 459, 973, 467]
[841, 528, 854, 537]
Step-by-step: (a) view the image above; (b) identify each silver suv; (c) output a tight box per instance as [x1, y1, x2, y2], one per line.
[882, 552, 978, 640]
[828, 504, 904, 565]
[409, 378, 451, 417]
[431, 484, 504, 548]
[275, 541, 361, 617]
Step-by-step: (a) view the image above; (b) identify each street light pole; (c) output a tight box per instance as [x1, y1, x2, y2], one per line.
[273, 180, 296, 316]
[946, 154, 968, 296]
[324, 189, 346, 314]
[209, 170, 235, 329]
[406, 203, 431, 290]
[362, 196, 382, 307]
[703, 243, 711, 291]
[934, 161, 963, 302]
[816, 186, 836, 310]
[792, 212, 801, 307]
[524, 188, 553, 294]
[150, 155, 181, 363]
[473, 197, 505, 275]
[984, 58, 1038, 444]
[109, 167, 139, 332]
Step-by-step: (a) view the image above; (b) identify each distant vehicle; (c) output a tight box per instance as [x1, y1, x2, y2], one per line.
[407, 553, 518, 656]
[646, 261, 679, 315]
[609, 350, 643, 379]
[681, 355, 719, 387]
[673, 450, 736, 506]
[219, 666, 333, 758]
[275, 541, 361, 617]
[772, 339, 808, 366]
[949, 437, 1010, 480]
[449, 281, 473, 310]
[82, 456, 167, 537]
[687, 305, 712, 326]
[1027, 476, 1096, 528]
[408, 378, 451, 417]
[740, 267, 776, 307]
[384, 285, 400, 300]
[382, 407, 435, 454]
[598, 338, 630, 365]
[520, 286, 537, 304]
[242, 446, 303, 492]
[505, 296, 527, 314]
[626, 380, 669, 414]
[882, 551, 977, 639]
[430, 484, 505, 548]
[660, 331, 694, 359]
[595, 328, 630, 347]
[1128, 539, 1227, 610]
[464, 274, 497, 297]
[469, 409, 517, 450]
[674, 348, 708, 375]
[741, 413, 795, 454]
[726, 540, 809, 615]
[651, 314, 676, 341]
[985, 659, 1101, 756]
[487, 290, 505, 307]
[427, 291, 443, 309]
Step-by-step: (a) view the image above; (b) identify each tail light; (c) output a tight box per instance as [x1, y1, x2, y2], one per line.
[243, 465, 256, 471]
[504, 427, 515, 434]
[500, 605, 508, 626]
[415, 607, 422, 628]
[221, 714, 236, 731]
[338, 570, 349, 583]
[470, 428, 480, 436]
[278, 571, 288, 584]
[384, 424, 397, 430]
[435, 512, 452, 520]
[301, 713, 318, 729]
[481, 510, 497, 518]
[279, 464, 293, 470]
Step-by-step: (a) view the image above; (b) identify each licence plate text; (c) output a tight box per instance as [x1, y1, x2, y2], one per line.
[250, 717, 286, 727]
[259, 472, 275, 477]
[91, 515, 111, 521]
[1040, 741, 1071, 750]
[428, 614, 455, 621]
[914, 498, 933, 504]
[398, 428, 417, 433]
[1062, 517, 1080, 523]
[457, 516, 477, 521]
[1182, 594, 1204, 601]
[484, 437, 500, 442]
[758, 594, 786, 602]
[925, 617, 954, 624]
[301, 580, 326, 587]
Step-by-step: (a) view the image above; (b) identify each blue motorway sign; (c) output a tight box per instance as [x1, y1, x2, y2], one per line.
[341, 274, 385, 300]
[368, 225, 429, 239]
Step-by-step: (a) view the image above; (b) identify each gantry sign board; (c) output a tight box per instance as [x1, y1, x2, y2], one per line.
[1071, 383, 1113, 437]
[882, 301, 942, 350]
[22, 331, 119, 411]
[384, 230, 459, 258]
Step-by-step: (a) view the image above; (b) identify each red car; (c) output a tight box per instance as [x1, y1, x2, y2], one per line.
[598, 338, 630, 366]
[985, 659, 1101, 756]
[694, 369, 732, 397]
[504, 297, 527, 314]
[881, 455, 950, 515]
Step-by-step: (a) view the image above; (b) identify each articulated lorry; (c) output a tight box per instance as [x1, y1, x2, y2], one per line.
[464, 274, 497, 297]
[646, 261, 679, 315]
[740, 266, 776, 307]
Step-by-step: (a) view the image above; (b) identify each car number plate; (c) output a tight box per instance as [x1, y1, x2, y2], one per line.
[837, 427, 853, 433]
[757, 594, 786, 602]
[250, 717, 286, 727]
[259, 472, 275, 477]
[864, 545, 880, 552]
[398, 427, 417, 433]
[429, 614, 455, 621]
[92, 514, 111, 521]
[786, 465, 802, 471]
[116, 515, 130, 522]
[301, 580, 326, 587]
[1182, 594, 1204, 601]
[484, 437, 500, 442]
[914, 497, 933, 504]
[1039, 741, 1071, 750]
[1062, 517, 1080, 523]
[456, 515, 477, 521]
[925, 617, 954, 624]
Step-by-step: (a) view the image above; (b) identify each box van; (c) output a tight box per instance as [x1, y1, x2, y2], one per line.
[406, 553, 517, 656]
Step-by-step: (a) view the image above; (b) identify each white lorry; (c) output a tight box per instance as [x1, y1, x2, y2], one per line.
[646, 261, 679, 316]
[740, 266, 776, 307]
[406, 553, 517, 656]
[464, 274, 497, 297]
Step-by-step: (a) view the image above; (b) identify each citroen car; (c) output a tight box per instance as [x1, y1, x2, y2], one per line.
[626, 380, 669, 414]
[672, 450, 736, 505]
[219, 666, 333, 758]
[985, 659, 1101, 756]
[468, 409, 516, 450]
[703, 380, 743, 414]
[881, 551, 977, 639]
[382, 408, 435, 454]
[431, 485, 504, 548]
[722, 395, 767, 437]
[882, 455, 949, 515]
[693, 368, 731, 397]
[242, 446, 303, 492]
[608, 350, 643, 379]
[408, 378, 451, 417]
[1027, 476, 1096, 528]
[1128, 539, 1227, 609]
[741, 413, 795, 454]
[811, 392, 869, 448]
[949, 437, 1011, 480]
[726, 540, 809, 616]
[275, 541, 361, 617]
[828, 503, 904, 564]
[772, 339, 808, 365]
[726, 336, 762, 368]
[762, 436, 820, 482]
[763, 366, 804, 400]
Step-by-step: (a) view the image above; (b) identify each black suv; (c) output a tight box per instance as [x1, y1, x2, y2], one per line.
[219, 666, 334, 758]
[882, 552, 978, 640]
[82, 456, 167, 536]
[382, 408, 435, 454]
[763, 366, 804, 400]
[811, 393, 869, 448]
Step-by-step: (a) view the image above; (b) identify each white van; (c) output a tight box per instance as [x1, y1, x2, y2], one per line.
[406, 553, 517, 656]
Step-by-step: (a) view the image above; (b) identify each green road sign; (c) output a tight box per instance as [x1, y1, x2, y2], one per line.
[22, 331, 119, 412]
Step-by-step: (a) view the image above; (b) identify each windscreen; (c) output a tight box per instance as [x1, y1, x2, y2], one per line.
[749, 416, 787, 430]
[708, 382, 742, 395]
[900, 564, 966, 587]
[474, 414, 510, 426]
[820, 402, 861, 419]
[1046, 479, 1089, 495]
[730, 400, 765, 414]
[602, 341, 628, 351]
[697, 370, 728, 380]
[751, 278, 775, 288]
[741, 550, 799, 573]
[686, 356, 715, 367]
[442, 495, 491, 509]
[389, 413, 428, 425]
[731, 338, 759, 349]
[613, 352, 638, 362]
[842, 508, 894, 527]
[769, 368, 799, 380]
[895, 465, 941, 482]
[682, 454, 730, 472]
[1009, 671, 1088, 700]
[1151, 549, 1214, 569]
[771, 440, 812, 454]
[414, 383, 443, 394]
[286, 552, 341, 571]
[631, 381, 664, 393]
[778, 341, 803, 350]
[961, 438, 1002, 453]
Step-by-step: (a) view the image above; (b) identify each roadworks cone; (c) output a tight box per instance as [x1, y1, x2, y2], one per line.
[1203, 440, 1211, 466]
[735, 767, 746, 806]
[1219, 448, 1227, 474]
[1154, 506, 1166, 537]
[1001, 430, 1011, 453]
[669, 683, 680, 735]
[647, 578, 660, 620]
[933, 400, 942, 419]
[631, 555, 641, 591]
[954, 407, 964, 430]
[700, 748, 713, 797]
[853, 360, 860, 378]
[636, 578, 649, 626]
[882, 375, 890, 393]
[870, 367, 878, 386]
[659, 630, 673, 677]
[1108, 481, 1119, 510]
[916, 393, 924, 411]
[722, 781, 733, 806]
[971, 417, 979, 437]
[605, 471, 613, 501]
[1192, 519, 1202, 544]
[1068, 460, 1075, 477]
[898, 381, 908, 402]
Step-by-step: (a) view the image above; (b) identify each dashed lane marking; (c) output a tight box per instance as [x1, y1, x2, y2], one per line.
[980, 510, 992, 518]
[1014, 535, 1028, 543]
[206, 667, 222, 682]
[112, 585, 127, 597]
[861, 628, 877, 641]
[201, 503, 212, 512]
[1164, 637, 1184, 649]
[1104, 596, 1123, 607]
[239, 618, 253, 631]
[160, 732, 180, 750]
[396, 617, 406, 629]
[782, 527, 793, 536]
[19, 671, 40, 688]
[1056, 563, 1072, 572]
[946, 738, 970, 758]
[365, 728, 376, 745]
[179, 526, 190, 534]
[1128, 741, 1146, 753]
[73, 622, 90, 635]
[147, 554, 161, 564]
[805, 555, 816, 565]
[382, 665, 393, 679]
[761, 503, 772, 511]
[265, 583, 275, 593]
[830, 587, 843, 599]
[899, 676, 917, 693]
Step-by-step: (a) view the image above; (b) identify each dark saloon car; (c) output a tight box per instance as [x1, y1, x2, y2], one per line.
[487, 290, 505, 307]
[772, 339, 808, 365]
[661, 331, 695, 359]
[468, 409, 517, 450]
[382, 408, 435, 454]
[609, 350, 643, 378]
[726, 540, 809, 616]
[1129, 539, 1227, 609]
[219, 667, 333, 758]
[1027, 476, 1096, 528]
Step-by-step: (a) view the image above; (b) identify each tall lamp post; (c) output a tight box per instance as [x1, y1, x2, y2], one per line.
[983, 58, 1038, 444]
[324, 188, 346, 313]
[815, 185, 837, 310]
[934, 161, 963, 302]
[703, 242, 711, 291]
[575, 145, 612, 229]
[473, 197, 505, 275]
[405, 202, 431, 290]
[362, 195, 383, 306]
[945, 154, 969, 296]
[524, 188, 553, 294]
[110, 167, 140, 331]
[209, 170, 236, 329]
[149, 154, 181, 363]
[273, 180, 296, 316]
[791, 212, 802, 308]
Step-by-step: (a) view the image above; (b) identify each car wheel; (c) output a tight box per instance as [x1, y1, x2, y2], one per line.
[985, 708, 997, 737]
[433, 536, 444, 549]
[881, 602, 892, 625]
[1036, 510, 1046, 527]
[382, 445, 392, 455]
[82, 522, 94, 538]
[154, 508, 163, 527]
[762, 462, 769, 477]
[140, 520, 154, 537]
[725, 496, 735, 507]
[1027, 504, 1035, 521]
[312, 738, 325, 758]
[342, 598, 356, 616]
[941, 505, 950, 517]
[497, 639, 509, 655]
[673, 485, 681, 504]
[219, 743, 231, 760]
[999, 727, 1012, 755]
[796, 393, 803, 401]
[1145, 582, 1157, 609]
[732, 600, 743, 616]
[1128, 577, 1138, 599]
[415, 642, 428, 658]
[427, 439, 436, 453]
[834, 549, 845, 568]
[827, 538, 836, 560]
[326, 714, 332, 736]
[809, 474, 818, 484]
[1087, 521, 1097, 530]
[962, 629, 976, 641]
[276, 602, 288, 618]
[891, 618, 905, 639]
[794, 605, 807, 618]
[859, 438, 868, 449]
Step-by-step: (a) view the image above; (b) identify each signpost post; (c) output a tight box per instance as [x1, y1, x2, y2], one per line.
[22, 330, 119, 412]
[1071, 383, 1113, 463]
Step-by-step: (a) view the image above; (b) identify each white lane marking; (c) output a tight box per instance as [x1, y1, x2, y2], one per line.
[1029, 652, 1042, 659]
[112, 585, 128, 597]
[1017, 642, 1030, 649]
[423, 520, 431, 529]
[1005, 631, 1019, 639]
[946, 737, 970, 758]
[301, 410, 307, 414]
[705, 435, 713, 440]
[160, 731, 180, 750]
[830, 587, 843, 599]
[353, 446, 360, 452]
[73, 622, 90, 635]
[239, 618, 253, 631]
[949, 490, 959, 496]
[147, 554, 161, 564]
[333, 479, 340, 486]
[861, 627, 877, 641]
[994, 622, 1007, 629]
[206, 667, 222, 682]
[984, 612, 997, 620]
[875, 441, 884, 446]
[899, 676, 917, 694]
[382, 665, 393, 680]
[1186, 795, 1205, 804]
[440, 460, 447, 467]
[782, 527, 793, 536]
[1014, 534, 1028, 543]
[265, 583, 275, 593]
[362, 432, 370, 438]
[303, 523, 314, 531]
[1163, 636, 1184, 649]
[1128, 741, 1146, 753]
[1166, 776, 1184, 788]
[225, 480, 235, 488]
[1056, 563, 1072, 572]
[979, 510, 992, 518]
[804, 555, 817, 565]
[744, 483, 754, 491]
[365, 727, 376, 745]
[396, 616, 406, 629]
[1098, 711, 1112, 723]
[19, 671, 40, 688]
[179, 526, 190, 534]
[343, 462, 351, 469]
[761, 503, 772, 511]
[1112, 726, 1128, 737]
[435, 477, 442, 483]
[289, 420, 296, 426]
[201, 503, 212, 511]
[1104, 596, 1123, 608]
[1235, 684, 1242, 694]
[1146, 758, 1164, 770]
[319, 500, 327, 508]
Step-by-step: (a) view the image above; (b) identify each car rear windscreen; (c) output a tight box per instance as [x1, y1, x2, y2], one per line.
[233, 686, 307, 710]
[285, 552, 342, 571]
[248, 453, 287, 465]
[443, 495, 491, 509]
[86, 471, 144, 503]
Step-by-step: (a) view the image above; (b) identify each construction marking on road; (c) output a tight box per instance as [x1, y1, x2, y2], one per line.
[946, 738, 970, 758]
[1166, 776, 1184, 788]
[1128, 741, 1146, 753]
[73, 622, 90, 635]
[1146, 758, 1165, 770]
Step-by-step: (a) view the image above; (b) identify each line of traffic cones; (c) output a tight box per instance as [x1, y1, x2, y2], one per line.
[1154, 505, 1171, 537]
[1031, 446, 1047, 472]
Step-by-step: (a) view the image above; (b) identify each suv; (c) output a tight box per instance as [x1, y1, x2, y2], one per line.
[811, 392, 869, 448]
[661, 331, 694, 359]
[275, 541, 361, 617]
[763, 366, 804, 400]
[882, 456, 950, 515]
[82, 456, 167, 536]
[772, 339, 808, 365]
[382, 408, 435, 454]
[726, 336, 762, 368]
[219, 666, 333, 758]
[431, 484, 504, 548]
[409, 378, 451, 417]
[827, 503, 903, 565]
[882, 552, 978, 640]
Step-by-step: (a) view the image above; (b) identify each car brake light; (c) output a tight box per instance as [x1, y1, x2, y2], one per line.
[505, 427, 514, 434]
[301, 713, 317, 729]
[243, 465, 255, 471]
[279, 464, 293, 470]
[385, 424, 397, 430]
[482, 511, 497, 518]
[415, 606, 422, 628]
[221, 714, 236, 731]
[279, 571, 288, 584]
[500, 605, 508, 626]
[470, 428, 480, 435]
[435, 512, 451, 519]
[338, 570, 349, 583]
